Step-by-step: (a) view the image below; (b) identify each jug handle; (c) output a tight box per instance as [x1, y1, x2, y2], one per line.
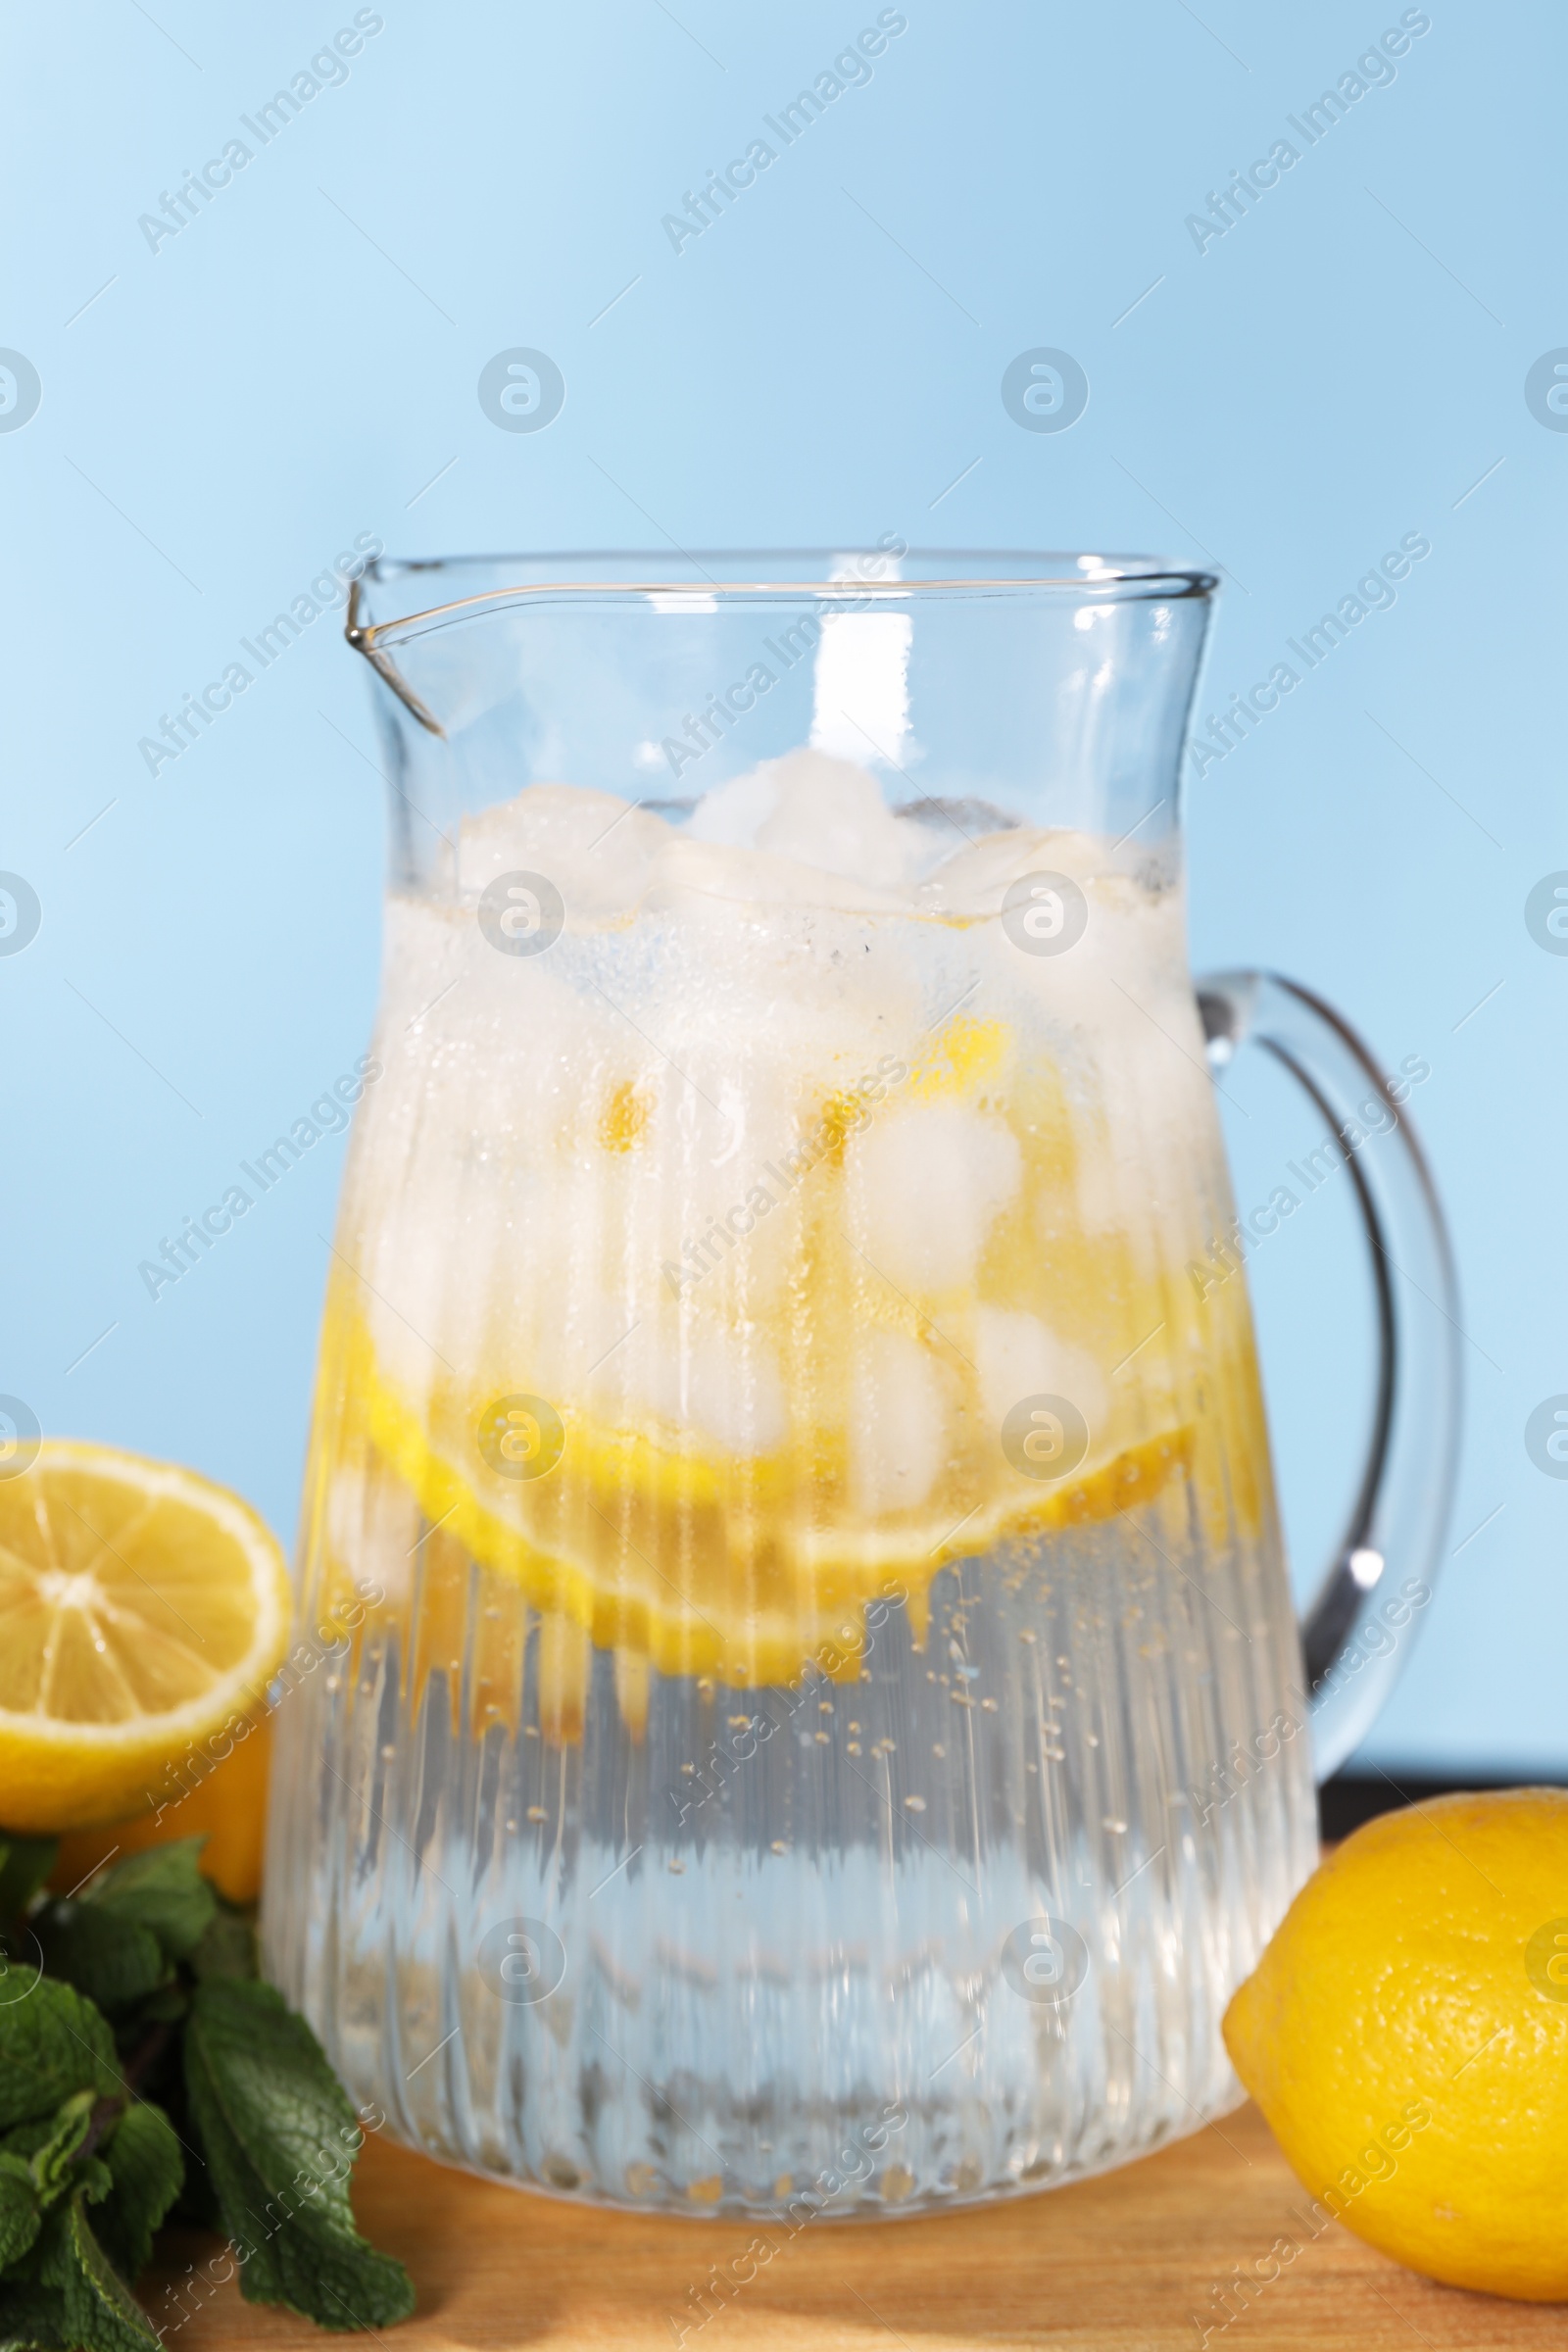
[1194, 970, 1462, 1784]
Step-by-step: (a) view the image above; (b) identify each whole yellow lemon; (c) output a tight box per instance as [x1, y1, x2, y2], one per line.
[1224, 1788, 1568, 2302]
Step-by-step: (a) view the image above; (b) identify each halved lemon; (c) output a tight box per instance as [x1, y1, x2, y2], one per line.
[0, 1440, 292, 1834]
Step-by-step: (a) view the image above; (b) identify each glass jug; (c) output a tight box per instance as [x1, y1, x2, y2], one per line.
[264, 552, 1459, 2215]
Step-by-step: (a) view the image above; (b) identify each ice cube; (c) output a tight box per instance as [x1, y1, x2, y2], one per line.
[684, 762, 782, 848]
[845, 1102, 1021, 1292]
[919, 823, 1106, 917]
[849, 1328, 946, 1516]
[587, 1318, 786, 1459]
[686, 1327, 787, 1458]
[650, 834, 904, 914]
[974, 1307, 1108, 1449]
[686, 749, 921, 895]
[921, 828, 1051, 916]
[458, 785, 669, 921]
[758, 750, 914, 891]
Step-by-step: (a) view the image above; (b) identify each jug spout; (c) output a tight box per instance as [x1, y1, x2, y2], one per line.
[343, 550, 1217, 894]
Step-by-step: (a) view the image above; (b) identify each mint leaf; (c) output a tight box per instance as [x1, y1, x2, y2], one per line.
[0, 1845, 57, 1930]
[81, 1846, 215, 1967]
[31, 1912, 167, 2020]
[191, 1909, 258, 1984]
[0, 2277, 70, 2350]
[35, 2194, 158, 2352]
[0, 1976, 121, 2131]
[93, 2106, 181, 2285]
[9, 2092, 97, 2203]
[184, 1980, 413, 2330]
[0, 2150, 41, 2266]
[128, 1985, 186, 2030]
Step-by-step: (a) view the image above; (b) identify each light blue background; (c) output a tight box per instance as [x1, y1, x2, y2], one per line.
[5, 0, 1561, 1773]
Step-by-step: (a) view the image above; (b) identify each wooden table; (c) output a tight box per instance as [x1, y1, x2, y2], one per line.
[147, 2102, 1566, 2351]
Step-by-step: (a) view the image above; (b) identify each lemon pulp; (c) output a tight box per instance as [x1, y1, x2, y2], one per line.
[0, 1441, 291, 1832]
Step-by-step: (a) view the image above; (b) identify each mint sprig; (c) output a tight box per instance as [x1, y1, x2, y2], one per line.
[185, 1981, 413, 2330]
[0, 1834, 413, 2351]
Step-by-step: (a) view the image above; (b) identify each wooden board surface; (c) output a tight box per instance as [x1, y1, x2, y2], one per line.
[145, 2101, 1567, 2351]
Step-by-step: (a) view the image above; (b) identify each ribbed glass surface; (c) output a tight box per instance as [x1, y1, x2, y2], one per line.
[263, 795, 1317, 2215]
